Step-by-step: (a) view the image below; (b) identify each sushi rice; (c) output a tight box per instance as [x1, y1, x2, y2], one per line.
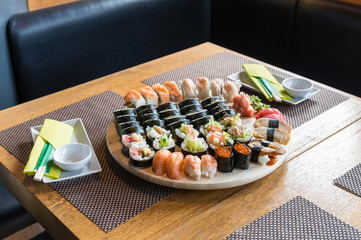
[228, 125, 253, 143]
[146, 125, 170, 140]
[153, 134, 175, 151]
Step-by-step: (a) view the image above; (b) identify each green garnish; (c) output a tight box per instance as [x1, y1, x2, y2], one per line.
[204, 116, 221, 129]
[159, 134, 172, 148]
[185, 135, 205, 152]
[231, 113, 241, 125]
[250, 95, 270, 112]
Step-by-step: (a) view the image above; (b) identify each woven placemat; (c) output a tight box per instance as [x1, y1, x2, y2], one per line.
[334, 163, 361, 197]
[225, 196, 361, 240]
[142, 52, 349, 128]
[0, 91, 175, 232]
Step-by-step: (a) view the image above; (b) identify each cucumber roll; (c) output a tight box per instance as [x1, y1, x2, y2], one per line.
[138, 107, 158, 117]
[159, 109, 181, 119]
[136, 104, 156, 115]
[146, 125, 170, 145]
[120, 125, 145, 138]
[115, 114, 138, 124]
[200, 96, 222, 107]
[228, 125, 253, 143]
[139, 113, 160, 123]
[215, 145, 234, 173]
[214, 109, 237, 121]
[208, 104, 230, 115]
[203, 100, 227, 111]
[167, 119, 191, 131]
[175, 124, 200, 146]
[191, 115, 211, 129]
[129, 146, 155, 167]
[142, 119, 165, 128]
[206, 131, 233, 156]
[164, 115, 187, 125]
[117, 121, 141, 136]
[178, 98, 199, 109]
[156, 102, 178, 112]
[180, 104, 203, 115]
[181, 134, 208, 158]
[233, 143, 252, 169]
[185, 109, 208, 121]
[153, 134, 176, 152]
[114, 108, 136, 117]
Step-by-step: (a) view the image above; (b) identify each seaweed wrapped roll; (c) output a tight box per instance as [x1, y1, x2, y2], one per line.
[178, 98, 199, 109]
[153, 134, 176, 152]
[233, 143, 252, 169]
[215, 145, 234, 172]
[129, 146, 155, 167]
[156, 102, 178, 112]
[174, 124, 199, 146]
[181, 134, 208, 158]
[113, 108, 136, 117]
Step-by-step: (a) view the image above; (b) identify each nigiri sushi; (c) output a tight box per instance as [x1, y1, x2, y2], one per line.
[196, 77, 211, 99]
[232, 92, 257, 117]
[152, 149, 172, 176]
[138, 86, 158, 105]
[201, 155, 217, 178]
[152, 83, 170, 104]
[211, 78, 224, 96]
[166, 152, 184, 180]
[183, 155, 201, 181]
[222, 80, 241, 103]
[164, 81, 183, 102]
[180, 78, 197, 99]
[124, 90, 146, 108]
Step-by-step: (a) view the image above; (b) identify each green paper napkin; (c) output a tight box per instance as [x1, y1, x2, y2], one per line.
[243, 64, 292, 101]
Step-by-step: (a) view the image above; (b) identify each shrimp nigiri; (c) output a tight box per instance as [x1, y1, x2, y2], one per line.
[166, 152, 184, 180]
[124, 90, 146, 108]
[211, 78, 224, 96]
[183, 155, 201, 181]
[201, 155, 217, 178]
[222, 80, 241, 103]
[180, 78, 197, 99]
[152, 83, 170, 103]
[196, 77, 211, 100]
[138, 86, 159, 105]
[164, 81, 183, 102]
[152, 149, 172, 176]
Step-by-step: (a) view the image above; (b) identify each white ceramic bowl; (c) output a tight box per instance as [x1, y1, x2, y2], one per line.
[53, 143, 91, 171]
[282, 77, 313, 98]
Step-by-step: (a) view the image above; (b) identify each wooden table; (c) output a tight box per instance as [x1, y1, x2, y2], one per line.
[1, 43, 361, 239]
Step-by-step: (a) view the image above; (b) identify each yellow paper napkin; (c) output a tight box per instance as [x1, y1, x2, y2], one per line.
[242, 64, 292, 101]
[24, 119, 74, 179]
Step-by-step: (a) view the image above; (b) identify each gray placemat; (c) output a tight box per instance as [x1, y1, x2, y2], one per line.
[225, 196, 361, 240]
[142, 52, 349, 128]
[0, 91, 175, 232]
[334, 163, 361, 197]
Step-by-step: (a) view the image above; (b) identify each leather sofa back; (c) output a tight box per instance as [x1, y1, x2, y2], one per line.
[8, 0, 211, 103]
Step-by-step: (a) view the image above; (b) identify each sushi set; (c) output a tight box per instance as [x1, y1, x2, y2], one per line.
[106, 77, 292, 190]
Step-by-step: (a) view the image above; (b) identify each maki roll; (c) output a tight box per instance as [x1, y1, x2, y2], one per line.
[191, 115, 211, 129]
[181, 134, 208, 158]
[138, 107, 158, 118]
[178, 98, 199, 109]
[206, 131, 233, 156]
[115, 114, 138, 124]
[117, 121, 141, 136]
[113, 108, 136, 117]
[215, 145, 234, 173]
[214, 109, 237, 121]
[146, 125, 170, 145]
[164, 115, 187, 125]
[228, 125, 253, 143]
[129, 146, 155, 167]
[180, 104, 203, 115]
[200, 96, 222, 107]
[159, 109, 181, 119]
[220, 113, 242, 130]
[208, 104, 230, 115]
[233, 143, 252, 169]
[167, 119, 191, 131]
[203, 100, 227, 111]
[199, 116, 223, 138]
[185, 109, 208, 121]
[153, 134, 176, 152]
[174, 124, 200, 146]
[120, 125, 145, 138]
[136, 104, 156, 115]
[156, 102, 178, 112]
[121, 133, 147, 157]
[142, 119, 165, 128]
[139, 113, 160, 123]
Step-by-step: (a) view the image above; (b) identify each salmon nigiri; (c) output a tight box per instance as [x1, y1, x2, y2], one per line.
[166, 152, 184, 180]
[152, 149, 171, 176]
[124, 90, 146, 108]
[196, 77, 211, 100]
[152, 83, 170, 104]
[164, 81, 183, 102]
[138, 86, 158, 105]
[183, 155, 201, 181]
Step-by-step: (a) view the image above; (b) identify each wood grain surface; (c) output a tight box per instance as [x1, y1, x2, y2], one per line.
[1, 43, 361, 239]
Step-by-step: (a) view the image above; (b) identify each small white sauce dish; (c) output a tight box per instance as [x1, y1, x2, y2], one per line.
[282, 77, 313, 98]
[53, 143, 92, 171]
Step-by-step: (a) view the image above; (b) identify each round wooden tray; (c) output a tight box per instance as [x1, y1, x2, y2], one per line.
[106, 118, 289, 190]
